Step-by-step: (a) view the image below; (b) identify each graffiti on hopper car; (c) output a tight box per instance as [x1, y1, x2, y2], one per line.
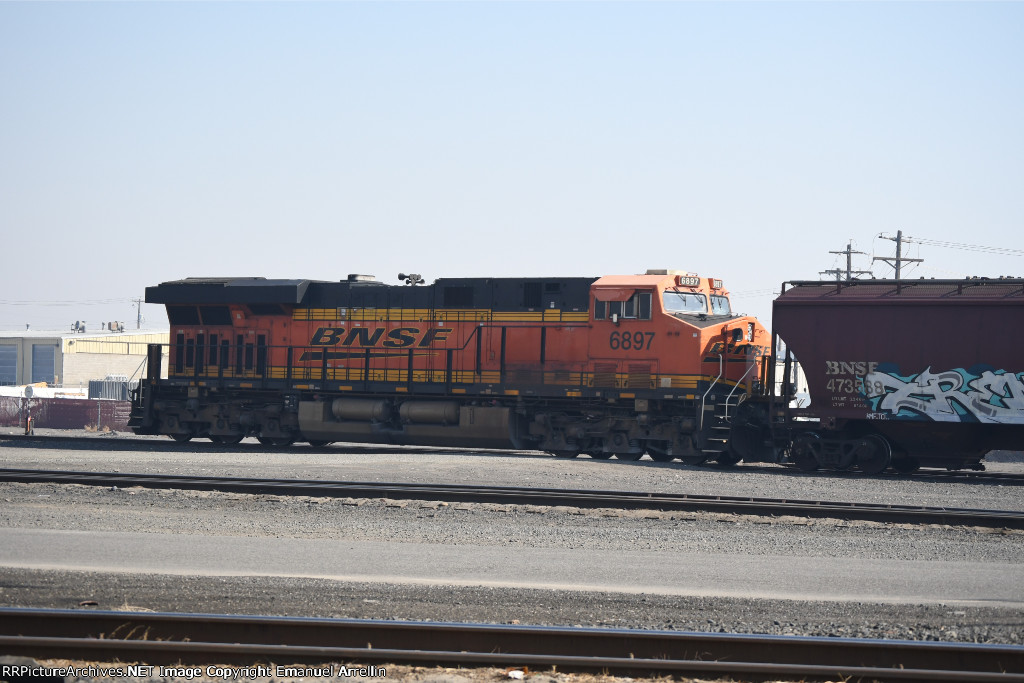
[865, 367, 1024, 424]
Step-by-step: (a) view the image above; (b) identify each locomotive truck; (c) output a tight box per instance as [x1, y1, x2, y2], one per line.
[130, 270, 769, 463]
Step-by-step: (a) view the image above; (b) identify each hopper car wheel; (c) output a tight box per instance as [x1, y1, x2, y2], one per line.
[257, 436, 296, 447]
[171, 434, 193, 443]
[856, 435, 892, 475]
[615, 452, 644, 462]
[791, 434, 820, 472]
[892, 457, 920, 474]
[308, 440, 332, 447]
[551, 450, 580, 458]
[210, 434, 244, 445]
[587, 451, 613, 460]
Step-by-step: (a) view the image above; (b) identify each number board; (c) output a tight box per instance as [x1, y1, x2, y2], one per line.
[677, 276, 700, 287]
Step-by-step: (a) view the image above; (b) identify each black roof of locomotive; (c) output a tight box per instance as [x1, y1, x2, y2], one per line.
[146, 278, 312, 305]
[147, 276, 598, 312]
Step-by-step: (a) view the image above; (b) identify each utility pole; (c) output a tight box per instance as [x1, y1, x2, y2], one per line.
[820, 241, 872, 282]
[873, 230, 924, 280]
[134, 298, 143, 329]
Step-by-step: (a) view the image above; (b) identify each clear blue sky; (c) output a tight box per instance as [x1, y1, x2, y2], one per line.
[1, 1, 1021, 331]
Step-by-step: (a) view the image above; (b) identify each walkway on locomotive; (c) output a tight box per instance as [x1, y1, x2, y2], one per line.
[154, 272, 768, 401]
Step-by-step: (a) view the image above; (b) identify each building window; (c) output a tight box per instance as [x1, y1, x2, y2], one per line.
[31, 345, 56, 384]
[0, 346, 17, 386]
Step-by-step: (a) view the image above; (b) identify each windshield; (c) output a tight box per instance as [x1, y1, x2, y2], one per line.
[710, 295, 732, 315]
[662, 291, 708, 314]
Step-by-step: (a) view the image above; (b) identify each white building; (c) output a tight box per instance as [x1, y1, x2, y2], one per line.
[0, 325, 168, 389]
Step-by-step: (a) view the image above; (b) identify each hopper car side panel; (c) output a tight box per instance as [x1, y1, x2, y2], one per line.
[769, 279, 1024, 470]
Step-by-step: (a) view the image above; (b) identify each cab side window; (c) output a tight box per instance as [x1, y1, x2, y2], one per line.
[593, 291, 651, 320]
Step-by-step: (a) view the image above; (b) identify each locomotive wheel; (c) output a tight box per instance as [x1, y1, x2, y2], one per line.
[714, 450, 742, 467]
[257, 436, 296, 447]
[856, 435, 892, 475]
[614, 452, 644, 462]
[646, 442, 682, 463]
[210, 434, 244, 445]
[791, 434, 820, 472]
[170, 434, 193, 443]
[646, 448, 676, 463]
[550, 450, 580, 458]
[587, 451, 613, 460]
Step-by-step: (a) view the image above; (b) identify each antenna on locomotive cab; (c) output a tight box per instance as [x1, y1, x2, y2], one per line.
[399, 273, 425, 286]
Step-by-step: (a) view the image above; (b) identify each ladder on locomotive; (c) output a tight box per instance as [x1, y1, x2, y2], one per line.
[698, 354, 757, 456]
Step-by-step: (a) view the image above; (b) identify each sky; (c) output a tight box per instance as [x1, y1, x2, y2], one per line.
[1, 1, 1022, 332]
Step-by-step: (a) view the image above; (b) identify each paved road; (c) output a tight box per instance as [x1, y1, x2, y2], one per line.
[2, 527, 1021, 607]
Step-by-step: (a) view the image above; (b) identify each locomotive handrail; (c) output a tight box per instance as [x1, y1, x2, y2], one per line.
[698, 353, 723, 431]
[723, 361, 757, 420]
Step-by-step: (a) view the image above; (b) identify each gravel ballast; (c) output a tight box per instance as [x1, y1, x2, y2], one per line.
[1, 433, 1022, 649]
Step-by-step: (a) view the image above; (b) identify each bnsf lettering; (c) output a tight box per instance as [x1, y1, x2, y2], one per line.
[419, 328, 451, 347]
[310, 326, 453, 348]
[344, 328, 385, 346]
[825, 360, 879, 376]
[310, 327, 343, 346]
[383, 328, 419, 348]
[709, 342, 768, 356]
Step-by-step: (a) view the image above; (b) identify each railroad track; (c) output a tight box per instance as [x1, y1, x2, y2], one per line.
[727, 462, 1024, 486]
[3, 432, 1024, 485]
[3, 467, 1024, 528]
[0, 432, 475, 457]
[1, 608, 1022, 682]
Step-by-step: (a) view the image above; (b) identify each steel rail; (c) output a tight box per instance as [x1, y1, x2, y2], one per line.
[714, 462, 1024, 486]
[0, 433, 473, 456]
[908, 470, 1024, 485]
[1, 609, 1022, 682]
[2, 467, 1024, 528]
[4, 433, 1023, 484]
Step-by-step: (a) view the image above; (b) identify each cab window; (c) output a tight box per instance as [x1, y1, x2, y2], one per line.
[594, 291, 652, 320]
[663, 291, 708, 314]
[710, 295, 732, 315]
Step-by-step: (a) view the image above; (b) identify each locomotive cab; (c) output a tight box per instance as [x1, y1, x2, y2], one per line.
[587, 270, 770, 464]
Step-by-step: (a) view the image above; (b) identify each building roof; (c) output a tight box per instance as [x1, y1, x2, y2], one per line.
[0, 328, 168, 341]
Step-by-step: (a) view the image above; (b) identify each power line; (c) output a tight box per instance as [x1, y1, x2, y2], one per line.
[0, 298, 136, 307]
[896, 235, 1024, 257]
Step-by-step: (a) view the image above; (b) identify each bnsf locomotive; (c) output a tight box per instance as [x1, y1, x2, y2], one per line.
[130, 270, 769, 464]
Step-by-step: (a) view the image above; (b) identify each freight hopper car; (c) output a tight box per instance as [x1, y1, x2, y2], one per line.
[130, 271, 769, 462]
[758, 278, 1024, 473]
